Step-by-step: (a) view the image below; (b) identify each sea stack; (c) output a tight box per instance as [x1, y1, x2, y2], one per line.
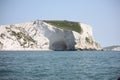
[0, 20, 101, 50]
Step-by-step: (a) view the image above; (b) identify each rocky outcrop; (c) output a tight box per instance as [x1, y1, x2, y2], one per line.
[103, 46, 120, 51]
[0, 20, 101, 50]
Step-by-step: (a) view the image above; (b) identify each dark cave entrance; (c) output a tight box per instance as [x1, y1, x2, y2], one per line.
[50, 41, 67, 51]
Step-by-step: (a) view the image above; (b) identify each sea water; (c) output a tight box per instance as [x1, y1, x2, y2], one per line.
[0, 51, 120, 80]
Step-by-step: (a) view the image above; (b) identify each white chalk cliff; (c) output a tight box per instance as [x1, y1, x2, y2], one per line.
[0, 20, 101, 50]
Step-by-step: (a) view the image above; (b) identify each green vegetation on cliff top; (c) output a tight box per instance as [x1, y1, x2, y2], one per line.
[44, 20, 83, 33]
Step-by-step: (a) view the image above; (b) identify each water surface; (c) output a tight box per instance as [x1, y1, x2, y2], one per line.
[0, 51, 120, 80]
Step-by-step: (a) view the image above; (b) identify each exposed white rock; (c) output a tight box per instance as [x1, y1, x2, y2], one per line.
[73, 23, 100, 50]
[103, 46, 120, 51]
[113, 47, 120, 51]
[0, 20, 101, 50]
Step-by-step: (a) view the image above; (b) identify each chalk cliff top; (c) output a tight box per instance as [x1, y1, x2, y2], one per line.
[44, 20, 83, 33]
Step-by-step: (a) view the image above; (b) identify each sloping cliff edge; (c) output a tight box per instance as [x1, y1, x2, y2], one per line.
[0, 20, 101, 50]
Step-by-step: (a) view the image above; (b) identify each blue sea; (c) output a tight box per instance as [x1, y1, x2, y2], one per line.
[0, 51, 120, 80]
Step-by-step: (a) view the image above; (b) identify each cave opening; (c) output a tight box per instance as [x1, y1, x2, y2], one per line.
[50, 41, 67, 51]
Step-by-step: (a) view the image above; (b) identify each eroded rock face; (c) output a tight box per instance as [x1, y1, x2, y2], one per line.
[73, 23, 100, 50]
[0, 21, 49, 50]
[0, 20, 101, 50]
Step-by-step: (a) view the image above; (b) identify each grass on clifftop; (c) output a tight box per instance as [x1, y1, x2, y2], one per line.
[44, 20, 83, 33]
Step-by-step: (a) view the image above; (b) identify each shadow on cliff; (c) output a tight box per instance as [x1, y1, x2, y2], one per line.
[40, 22, 76, 51]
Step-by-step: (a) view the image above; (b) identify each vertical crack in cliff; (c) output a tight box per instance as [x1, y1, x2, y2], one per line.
[0, 41, 3, 49]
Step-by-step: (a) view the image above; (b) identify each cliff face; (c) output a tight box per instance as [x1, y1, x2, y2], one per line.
[0, 20, 101, 50]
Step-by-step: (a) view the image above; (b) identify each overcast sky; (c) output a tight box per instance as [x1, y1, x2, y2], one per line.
[0, 0, 120, 47]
